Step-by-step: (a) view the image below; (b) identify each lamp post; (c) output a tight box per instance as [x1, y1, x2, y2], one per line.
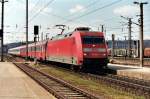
[0, 0, 8, 62]
[26, 0, 29, 60]
[133, 1, 148, 67]
[112, 34, 115, 58]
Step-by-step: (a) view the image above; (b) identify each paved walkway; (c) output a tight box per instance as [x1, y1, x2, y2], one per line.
[108, 63, 150, 80]
[0, 62, 56, 99]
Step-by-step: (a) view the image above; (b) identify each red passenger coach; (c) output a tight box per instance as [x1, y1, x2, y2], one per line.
[8, 27, 108, 70]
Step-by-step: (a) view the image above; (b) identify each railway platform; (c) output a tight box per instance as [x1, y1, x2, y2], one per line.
[0, 62, 56, 99]
[108, 63, 150, 80]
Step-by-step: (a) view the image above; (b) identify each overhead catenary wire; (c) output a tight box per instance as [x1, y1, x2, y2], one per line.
[30, 0, 41, 13]
[16, 0, 24, 3]
[43, 0, 122, 29]
[62, 0, 123, 24]
[5, 0, 149, 44]
[43, 0, 122, 27]
[29, 0, 55, 23]
[65, 0, 101, 18]
[43, 0, 102, 27]
[83, 0, 101, 9]
[43, 0, 124, 32]
[16, 0, 123, 33]
[16, 0, 55, 33]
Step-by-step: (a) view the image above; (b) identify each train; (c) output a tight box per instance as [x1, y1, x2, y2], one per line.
[8, 27, 109, 70]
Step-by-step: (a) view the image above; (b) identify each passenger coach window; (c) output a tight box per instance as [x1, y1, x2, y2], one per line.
[82, 36, 105, 44]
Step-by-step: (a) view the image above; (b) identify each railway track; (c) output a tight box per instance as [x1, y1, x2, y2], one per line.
[35, 59, 150, 98]
[6, 55, 150, 98]
[82, 73, 150, 98]
[6, 55, 101, 99]
[40, 60, 150, 98]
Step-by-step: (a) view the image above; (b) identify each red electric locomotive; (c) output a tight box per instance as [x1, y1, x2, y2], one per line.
[8, 27, 108, 70]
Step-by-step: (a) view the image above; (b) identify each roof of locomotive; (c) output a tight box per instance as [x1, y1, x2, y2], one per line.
[50, 32, 73, 40]
[9, 27, 104, 50]
[79, 31, 104, 36]
[50, 30, 104, 41]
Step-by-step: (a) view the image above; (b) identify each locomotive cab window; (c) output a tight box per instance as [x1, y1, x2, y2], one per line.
[82, 36, 105, 44]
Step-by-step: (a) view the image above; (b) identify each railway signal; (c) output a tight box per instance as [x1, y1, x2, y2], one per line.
[34, 25, 39, 63]
[0, 29, 3, 38]
[34, 25, 39, 35]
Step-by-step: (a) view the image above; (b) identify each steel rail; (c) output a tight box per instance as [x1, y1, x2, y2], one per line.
[6, 55, 102, 99]
[6, 55, 150, 98]
[83, 73, 150, 98]
[32, 59, 150, 98]
[39, 59, 150, 98]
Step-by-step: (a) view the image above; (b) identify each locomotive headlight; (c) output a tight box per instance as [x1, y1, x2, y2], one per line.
[103, 54, 106, 56]
[83, 48, 92, 52]
[84, 53, 87, 56]
[98, 48, 106, 52]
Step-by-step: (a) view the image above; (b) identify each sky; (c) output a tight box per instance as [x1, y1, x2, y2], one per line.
[2, 0, 150, 44]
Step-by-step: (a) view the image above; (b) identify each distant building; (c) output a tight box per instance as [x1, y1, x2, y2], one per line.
[107, 40, 150, 57]
[107, 40, 150, 49]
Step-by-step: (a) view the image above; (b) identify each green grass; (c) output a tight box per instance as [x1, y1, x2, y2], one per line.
[31, 64, 145, 99]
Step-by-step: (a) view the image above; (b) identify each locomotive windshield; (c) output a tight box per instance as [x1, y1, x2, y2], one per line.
[82, 36, 105, 44]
